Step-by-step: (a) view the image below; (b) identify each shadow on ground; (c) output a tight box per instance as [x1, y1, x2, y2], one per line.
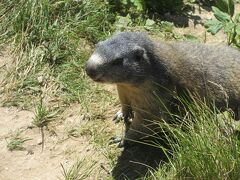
[112, 142, 168, 179]
[159, 2, 213, 27]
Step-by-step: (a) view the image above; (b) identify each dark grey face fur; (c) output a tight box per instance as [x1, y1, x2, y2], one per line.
[85, 32, 153, 85]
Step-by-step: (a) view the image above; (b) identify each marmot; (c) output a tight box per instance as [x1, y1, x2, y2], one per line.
[85, 32, 240, 146]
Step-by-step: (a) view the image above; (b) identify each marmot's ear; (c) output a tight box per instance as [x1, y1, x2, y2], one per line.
[133, 46, 146, 57]
[133, 46, 149, 61]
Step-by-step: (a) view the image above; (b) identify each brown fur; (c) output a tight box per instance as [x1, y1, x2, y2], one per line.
[116, 81, 172, 141]
[85, 32, 240, 145]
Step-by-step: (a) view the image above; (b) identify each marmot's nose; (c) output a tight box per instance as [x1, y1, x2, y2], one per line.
[85, 53, 103, 80]
[85, 63, 97, 79]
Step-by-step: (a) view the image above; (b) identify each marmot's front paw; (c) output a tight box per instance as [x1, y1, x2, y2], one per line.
[113, 110, 123, 123]
[109, 135, 123, 147]
[109, 136, 133, 148]
[113, 109, 134, 124]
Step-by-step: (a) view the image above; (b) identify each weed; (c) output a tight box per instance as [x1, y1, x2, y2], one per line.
[33, 97, 58, 151]
[68, 119, 117, 147]
[66, 117, 121, 171]
[60, 158, 97, 180]
[146, 95, 240, 179]
[33, 99, 51, 128]
[6, 132, 31, 151]
[7, 138, 29, 151]
[205, 0, 240, 47]
[0, 0, 115, 108]
[101, 147, 122, 169]
[0, 0, 184, 109]
[111, 0, 184, 14]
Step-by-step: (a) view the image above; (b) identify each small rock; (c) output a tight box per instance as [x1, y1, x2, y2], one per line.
[37, 140, 43, 145]
[27, 150, 34, 155]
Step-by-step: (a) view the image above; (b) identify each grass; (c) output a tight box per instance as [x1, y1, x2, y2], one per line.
[66, 116, 122, 170]
[146, 96, 240, 179]
[0, 0, 115, 109]
[60, 158, 97, 180]
[33, 98, 54, 128]
[0, 0, 191, 108]
[1, 0, 240, 179]
[60, 156, 114, 180]
[33, 97, 59, 151]
[7, 137, 29, 151]
[6, 131, 31, 151]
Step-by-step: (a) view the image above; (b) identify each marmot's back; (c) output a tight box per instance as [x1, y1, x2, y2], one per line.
[159, 42, 240, 102]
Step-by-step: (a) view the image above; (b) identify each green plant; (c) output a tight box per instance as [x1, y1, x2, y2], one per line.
[61, 159, 97, 180]
[7, 138, 29, 151]
[33, 99, 52, 128]
[120, 0, 146, 11]
[146, 95, 240, 179]
[205, 0, 240, 46]
[33, 97, 58, 150]
[119, 0, 183, 13]
[6, 132, 31, 151]
[0, 0, 115, 108]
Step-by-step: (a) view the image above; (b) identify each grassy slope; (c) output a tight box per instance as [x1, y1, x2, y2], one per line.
[0, 0, 119, 179]
[1, 0, 240, 179]
[0, 0, 114, 107]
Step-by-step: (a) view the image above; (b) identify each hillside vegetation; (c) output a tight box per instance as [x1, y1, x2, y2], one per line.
[0, 0, 240, 179]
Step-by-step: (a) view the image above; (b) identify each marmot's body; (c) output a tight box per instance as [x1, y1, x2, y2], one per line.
[85, 32, 240, 144]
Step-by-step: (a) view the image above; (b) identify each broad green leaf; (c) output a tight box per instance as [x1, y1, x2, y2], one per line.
[161, 21, 174, 33]
[223, 22, 235, 33]
[236, 25, 240, 46]
[144, 19, 155, 30]
[235, 14, 240, 23]
[183, 34, 200, 42]
[121, 0, 128, 5]
[205, 19, 223, 35]
[145, 19, 155, 26]
[216, 0, 234, 17]
[212, 6, 231, 23]
[130, 0, 145, 11]
[236, 24, 240, 35]
[114, 14, 132, 31]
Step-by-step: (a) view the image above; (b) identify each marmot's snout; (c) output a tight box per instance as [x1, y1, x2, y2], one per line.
[85, 62, 98, 80]
[85, 53, 105, 82]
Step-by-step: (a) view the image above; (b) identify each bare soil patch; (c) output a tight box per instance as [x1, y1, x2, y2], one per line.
[0, 106, 111, 180]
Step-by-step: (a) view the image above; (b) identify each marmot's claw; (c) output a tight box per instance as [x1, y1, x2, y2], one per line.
[117, 140, 125, 148]
[109, 136, 124, 147]
[109, 136, 133, 148]
[109, 136, 122, 144]
[113, 110, 123, 123]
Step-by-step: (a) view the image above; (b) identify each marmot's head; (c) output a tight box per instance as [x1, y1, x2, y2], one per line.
[85, 32, 153, 85]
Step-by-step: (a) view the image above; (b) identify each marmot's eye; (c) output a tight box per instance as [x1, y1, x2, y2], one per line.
[135, 54, 143, 62]
[111, 58, 123, 66]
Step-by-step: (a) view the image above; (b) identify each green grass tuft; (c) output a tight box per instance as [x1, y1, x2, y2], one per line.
[61, 158, 97, 180]
[6, 132, 31, 151]
[148, 96, 240, 179]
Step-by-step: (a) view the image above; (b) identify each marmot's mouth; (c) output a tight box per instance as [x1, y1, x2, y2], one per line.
[91, 74, 105, 83]
[93, 78, 104, 82]
[92, 75, 116, 84]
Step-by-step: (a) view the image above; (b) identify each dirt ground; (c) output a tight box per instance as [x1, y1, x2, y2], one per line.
[0, 51, 113, 179]
[0, 106, 112, 180]
[0, 4, 239, 180]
